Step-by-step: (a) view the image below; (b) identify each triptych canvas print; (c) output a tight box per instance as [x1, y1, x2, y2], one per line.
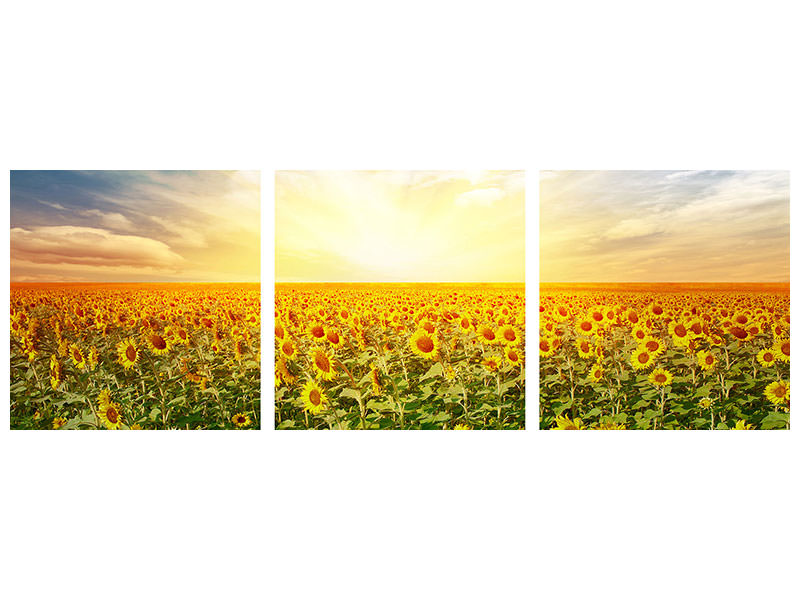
[8, 170, 790, 430]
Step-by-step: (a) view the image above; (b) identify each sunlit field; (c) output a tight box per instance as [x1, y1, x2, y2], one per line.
[10, 283, 260, 430]
[539, 283, 789, 430]
[275, 283, 525, 429]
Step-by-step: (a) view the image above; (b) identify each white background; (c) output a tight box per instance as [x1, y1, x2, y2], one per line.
[1, 1, 798, 599]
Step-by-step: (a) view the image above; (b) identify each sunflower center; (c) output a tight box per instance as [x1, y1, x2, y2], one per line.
[580, 322, 592, 332]
[655, 373, 666, 383]
[508, 351, 518, 361]
[646, 340, 658, 352]
[416, 336, 434, 353]
[106, 406, 119, 423]
[558, 307, 567, 316]
[637, 352, 650, 364]
[282, 341, 294, 355]
[461, 318, 469, 328]
[327, 332, 340, 344]
[705, 355, 714, 365]
[730, 327, 747, 340]
[674, 324, 687, 337]
[311, 326, 325, 338]
[315, 353, 330, 372]
[592, 312, 603, 322]
[775, 385, 786, 398]
[580, 342, 589, 352]
[73, 349, 81, 361]
[309, 389, 321, 406]
[151, 335, 167, 350]
[764, 352, 774, 362]
[781, 342, 790, 356]
[126, 345, 137, 361]
[653, 306, 663, 315]
[483, 329, 495, 341]
[540, 340, 550, 352]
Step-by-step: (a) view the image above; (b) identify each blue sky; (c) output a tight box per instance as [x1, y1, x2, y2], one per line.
[10, 170, 260, 282]
[540, 170, 790, 282]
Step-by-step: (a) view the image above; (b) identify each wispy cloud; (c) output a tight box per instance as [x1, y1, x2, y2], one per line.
[540, 170, 789, 282]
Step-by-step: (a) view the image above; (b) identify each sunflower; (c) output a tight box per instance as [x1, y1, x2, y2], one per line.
[117, 337, 140, 369]
[52, 417, 67, 430]
[631, 347, 655, 370]
[588, 363, 604, 383]
[669, 321, 691, 347]
[458, 315, 473, 333]
[631, 325, 648, 343]
[482, 356, 501, 372]
[409, 328, 439, 360]
[574, 317, 595, 336]
[733, 419, 756, 430]
[98, 394, 123, 430]
[69, 344, 86, 369]
[757, 348, 778, 368]
[49, 355, 63, 391]
[552, 415, 585, 430]
[475, 325, 498, 345]
[280, 338, 297, 360]
[641, 336, 665, 358]
[370, 364, 382, 396]
[575, 337, 594, 359]
[453, 423, 472, 430]
[306, 321, 327, 342]
[773, 339, 789, 362]
[300, 380, 328, 415]
[172, 326, 190, 345]
[696, 350, 717, 371]
[648, 368, 673, 387]
[97, 388, 112, 410]
[496, 324, 521, 345]
[232, 413, 251, 428]
[325, 328, 345, 348]
[764, 381, 789, 405]
[276, 356, 296, 385]
[728, 325, 750, 342]
[539, 336, 557, 357]
[146, 332, 171, 356]
[310, 347, 337, 381]
[234, 339, 247, 360]
[504, 346, 523, 366]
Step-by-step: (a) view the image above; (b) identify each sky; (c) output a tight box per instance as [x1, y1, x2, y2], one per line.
[276, 171, 525, 282]
[10, 170, 260, 282]
[540, 170, 790, 282]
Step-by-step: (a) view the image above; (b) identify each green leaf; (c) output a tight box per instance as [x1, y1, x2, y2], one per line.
[339, 388, 361, 400]
[420, 362, 443, 380]
[760, 412, 790, 430]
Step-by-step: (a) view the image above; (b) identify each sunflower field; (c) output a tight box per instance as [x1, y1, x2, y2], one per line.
[539, 284, 790, 430]
[10, 283, 261, 430]
[275, 283, 525, 429]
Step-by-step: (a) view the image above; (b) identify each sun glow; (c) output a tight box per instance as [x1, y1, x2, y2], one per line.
[276, 171, 524, 282]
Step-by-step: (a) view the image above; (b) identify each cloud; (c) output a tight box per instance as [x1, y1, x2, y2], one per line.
[11, 226, 184, 269]
[455, 187, 506, 207]
[38, 200, 66, 210]
[605, 218, 664, 240]
[79, 209, 135, 231]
